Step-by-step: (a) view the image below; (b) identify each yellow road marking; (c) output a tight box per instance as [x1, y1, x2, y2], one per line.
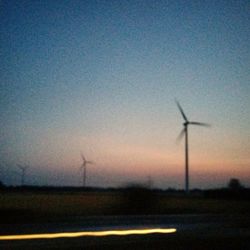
[0, 228, 176, 240]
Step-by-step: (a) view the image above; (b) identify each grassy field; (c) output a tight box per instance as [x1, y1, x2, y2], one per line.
[1, 190, 250, 223]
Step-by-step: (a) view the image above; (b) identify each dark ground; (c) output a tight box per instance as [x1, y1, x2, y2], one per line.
[1, 188, 250, 249]
[1, 214, 250, 249]
[1, 228, 250, 250]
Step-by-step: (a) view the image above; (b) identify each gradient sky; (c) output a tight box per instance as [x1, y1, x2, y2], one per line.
[1, 0, 249, 188]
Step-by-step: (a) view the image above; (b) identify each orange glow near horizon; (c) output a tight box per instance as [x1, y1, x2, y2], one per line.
[0, 228, 177, 240]
[10, 131, 250, 188]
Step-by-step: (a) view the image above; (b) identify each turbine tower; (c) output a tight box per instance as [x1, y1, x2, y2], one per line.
[18, 165, 29, 186]
[176, 100, 210, 194]
[80, 153, 93, 187]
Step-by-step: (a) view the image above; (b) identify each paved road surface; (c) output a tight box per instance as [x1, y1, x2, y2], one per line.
[1, 214, 250, 249]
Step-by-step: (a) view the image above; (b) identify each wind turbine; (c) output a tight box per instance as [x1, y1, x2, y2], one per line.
[80, 153, 93, 187]
[17, 164, 29, 186]
[176, 100, 210, 194]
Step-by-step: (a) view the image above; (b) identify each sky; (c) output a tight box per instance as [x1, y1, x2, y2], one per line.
[1, 0, 250, 189]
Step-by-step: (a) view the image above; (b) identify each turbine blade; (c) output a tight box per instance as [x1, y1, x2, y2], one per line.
[189, 121, 211, 127]
[81, 152, 86, 161]
[86, 161, 94, 165]
[176, 128, 185, 143]
[175, 99, 188, 121]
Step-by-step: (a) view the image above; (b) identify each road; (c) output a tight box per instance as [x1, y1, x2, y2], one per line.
[1, 214, 250, 249]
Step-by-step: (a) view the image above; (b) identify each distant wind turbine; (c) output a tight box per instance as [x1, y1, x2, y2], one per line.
[80, 153, 94, 187]
[17, 165, 29, 186]
[175, 100, 210, 194]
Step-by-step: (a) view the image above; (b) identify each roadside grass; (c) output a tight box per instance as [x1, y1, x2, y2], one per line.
[1, 190, 250, 223]
[157, 196, 250, 214]
[0, 191, 122, 218]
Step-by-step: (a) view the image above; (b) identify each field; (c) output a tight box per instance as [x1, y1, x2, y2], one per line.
[1, 189, 250, 249]
[1, 189, 250, 223]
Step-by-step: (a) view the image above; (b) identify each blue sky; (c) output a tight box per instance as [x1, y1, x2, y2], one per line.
[1, 0, 249, 188]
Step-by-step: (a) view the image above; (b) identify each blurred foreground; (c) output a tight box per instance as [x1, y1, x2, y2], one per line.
[1, 186, 250, 223]
[1, 187, 250, 249]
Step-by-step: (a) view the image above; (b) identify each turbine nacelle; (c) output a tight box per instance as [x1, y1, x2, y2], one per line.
[183, 121, 210, 128]
[176, 99, 211, 129]
[81, 153, 94, 166]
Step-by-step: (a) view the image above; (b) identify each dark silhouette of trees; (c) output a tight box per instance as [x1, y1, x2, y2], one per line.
[120, 183, 158, 214]
[0, 180, 5, 189]
[228, 178, 244, 190]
